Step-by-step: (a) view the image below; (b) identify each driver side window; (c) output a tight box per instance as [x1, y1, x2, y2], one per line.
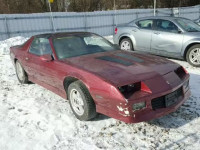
[29, 38, 52, 56]
[156, 19, 179, 33]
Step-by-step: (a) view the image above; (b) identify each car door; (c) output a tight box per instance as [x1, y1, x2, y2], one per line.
[24, 38, 43, 78]
[133, 19, 154, 52]
[151, 19, 184, 57]
[24, 37, 61, 89]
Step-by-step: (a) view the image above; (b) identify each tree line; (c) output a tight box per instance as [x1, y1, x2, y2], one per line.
[0, 0, 199, 14]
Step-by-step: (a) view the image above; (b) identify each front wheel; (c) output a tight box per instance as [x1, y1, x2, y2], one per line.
[120, 38, 133, 51]
[15, 60, 29, 84]
[68, 81, 97, 121]
[186, 44, 200, 67]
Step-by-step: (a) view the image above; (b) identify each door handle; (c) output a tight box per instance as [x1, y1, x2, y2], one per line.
[25, 57, 29, 61]
[154, 32, 160, 35]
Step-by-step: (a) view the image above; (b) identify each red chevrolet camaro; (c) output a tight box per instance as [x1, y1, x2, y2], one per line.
[10, 32, 191, 123]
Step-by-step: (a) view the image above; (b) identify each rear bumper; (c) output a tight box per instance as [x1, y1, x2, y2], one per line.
[113, 35, 119, 45]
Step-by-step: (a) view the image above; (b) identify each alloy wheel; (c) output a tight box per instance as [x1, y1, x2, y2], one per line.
[121, 41, 131, 51]
[16, 62, 24, 81]
[70, 89, 85, 116]
[189, 48, 200, 65]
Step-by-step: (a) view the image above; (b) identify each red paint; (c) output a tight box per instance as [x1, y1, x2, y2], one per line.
[182, 66, 189, 74]
[10, 33, 191, 123]
[141, 82, 152, 93]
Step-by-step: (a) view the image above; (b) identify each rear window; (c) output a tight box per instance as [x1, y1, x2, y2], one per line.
[137, 19, 153, 29]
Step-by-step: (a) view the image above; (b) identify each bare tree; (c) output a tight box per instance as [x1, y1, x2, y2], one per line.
[0, 0, 199, 13]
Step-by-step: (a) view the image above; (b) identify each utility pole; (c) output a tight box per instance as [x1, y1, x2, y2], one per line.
[114, 0, 117, 25]
[154, 0, 156, 16]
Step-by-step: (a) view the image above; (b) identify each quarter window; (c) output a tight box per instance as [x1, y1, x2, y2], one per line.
[137, 19, 153, 29]
[156, 19, 178, 33]
[29, 38, 52, 56]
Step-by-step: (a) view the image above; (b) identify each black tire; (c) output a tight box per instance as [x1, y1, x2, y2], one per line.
[67, 80, 97, 121]
[120, 38, 133, 51]
[15, 60, 29, 84]
[186, 44, 200, 67]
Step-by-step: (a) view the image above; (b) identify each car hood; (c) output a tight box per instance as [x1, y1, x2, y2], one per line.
[184, 31, 200, 37]
[61, 50, 180, 86]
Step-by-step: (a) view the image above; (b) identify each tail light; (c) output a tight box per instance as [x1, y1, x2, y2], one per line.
[115, 27, 118, 34]
[118, 82, 151, 99]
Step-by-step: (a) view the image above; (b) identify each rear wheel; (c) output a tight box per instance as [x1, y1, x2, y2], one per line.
[186, 44, 200, 67]
[68, 81, 97, 121]
[15, 60, 29, 84]
[120, 38, 133, 51]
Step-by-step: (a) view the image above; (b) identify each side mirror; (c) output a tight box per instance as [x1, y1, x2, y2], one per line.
[178, 30, 182, 34]
[178, 29, 182, 34]
[40, 54, 53, 62]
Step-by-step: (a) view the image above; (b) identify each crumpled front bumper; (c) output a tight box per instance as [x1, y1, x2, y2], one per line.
[96, 77, 191, 123]
[115, 78, 191, 123]
[122, 89, 190, 123]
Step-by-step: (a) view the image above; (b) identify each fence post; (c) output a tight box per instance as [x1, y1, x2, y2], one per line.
[113, 13, 115, 35]
[136, 12, 138, 19]
[49, 13, 55, 32]
[156, 9, 158, 16]
[4, 16, 10, 39]
[199, 5, 200, 19]
[84, 13, 87, 32]
[171, 8, 173, 16]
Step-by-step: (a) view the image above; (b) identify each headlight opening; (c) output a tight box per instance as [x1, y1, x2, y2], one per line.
[118, 82, 152, 99]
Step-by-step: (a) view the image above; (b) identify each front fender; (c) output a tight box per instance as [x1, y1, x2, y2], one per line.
[181, 38, 200, 56]
[63, 71, 126, 108]
[63, 72, 90, 90]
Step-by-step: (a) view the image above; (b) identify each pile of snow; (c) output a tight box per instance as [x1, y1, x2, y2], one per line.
[105, 35, 114, 43]
[0, 37, 200, 150]
[0, 36, 28, 56]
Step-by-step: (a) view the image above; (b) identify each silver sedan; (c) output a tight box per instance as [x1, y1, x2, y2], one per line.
[114, 16, 200, 67]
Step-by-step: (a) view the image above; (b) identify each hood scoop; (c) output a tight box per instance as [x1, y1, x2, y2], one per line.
[114, 53, 144, 63]
[96, 56, 133, 66]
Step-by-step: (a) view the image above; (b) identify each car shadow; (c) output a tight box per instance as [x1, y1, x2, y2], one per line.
[148, 73, 200, 129]
[28, 81, 34, 84]
[91, 114, 111, 121]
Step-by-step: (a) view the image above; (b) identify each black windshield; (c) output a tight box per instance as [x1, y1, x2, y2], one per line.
[53, 34, 118, 59]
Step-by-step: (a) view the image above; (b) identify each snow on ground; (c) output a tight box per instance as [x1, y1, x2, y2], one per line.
[0, 36, 200, 150]
[0, 37, 29, 55]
